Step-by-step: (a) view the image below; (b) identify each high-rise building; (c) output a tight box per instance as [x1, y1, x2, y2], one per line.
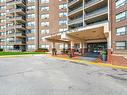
[44, 0, 127, 65]
[0, 0, 67, 51]
[0, 0, 127, 66]
[44, 0, 110, 59]
[109, 0, 127, 66]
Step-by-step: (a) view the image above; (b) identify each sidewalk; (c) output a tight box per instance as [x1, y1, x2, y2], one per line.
[49, 55, 127, 70]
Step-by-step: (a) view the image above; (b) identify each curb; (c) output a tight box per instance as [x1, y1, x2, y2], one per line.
[49, 56, 127, 70]
[0, 54, 45, 58]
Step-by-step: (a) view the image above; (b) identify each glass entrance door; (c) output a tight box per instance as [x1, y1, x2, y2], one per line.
[87, 42, 107, 53]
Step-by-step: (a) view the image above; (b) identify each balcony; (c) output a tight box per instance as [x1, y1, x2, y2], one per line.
[8, 8, 25, 15]
[6, 0, 26, 6]
[84, 7, 108, 20]
[6, 40, 15, 45]
[7, 16, 26, 22]
[15, 0, 26, 6]
[68, 16, 83, 25]
[68, 5, 83, 16]
[15, 40, 26, 45]
[15, 25, 26, 30]
[15, 16, 26, 22]
[6, 33, 14, 37]
[84, 0, 102, 9]
[68, 0, 79, 7]
[15, 33, 26, 37]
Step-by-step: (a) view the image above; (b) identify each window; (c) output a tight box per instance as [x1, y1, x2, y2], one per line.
[0, 0, 5, 3]
[26, 14, 35, 18]
[116, 0, 127, 8]
[0, 45, 6, 49]
[41, 14, 49, 19]
[27, 45, 36, 49]
[59, 20, 67, 25]
[116, 26, 126, 35]
[27, 29, 35, 34]
[28, 37, 35, 41]
[41, 6, 49, 11]
[27, 6, 35, 11]
[0, 25, 6, 29]
[26, 22, 35, 26]
[116, 41, 126, 49]
[59, 12, 67, 17]
[59, 28, 68, 32]
[6, 46, 13, 50]
[41, 29, 49, 34]
[0, 32, 6, 36]
[41, 0, 49, 3]
[27, 0, 35, 3]
[41, 44, 49, 49]
[116, 11, 126, 22]
[41, 22, 49, 27]
[59, 4, 67, 9]
[0, 6, 5, 10]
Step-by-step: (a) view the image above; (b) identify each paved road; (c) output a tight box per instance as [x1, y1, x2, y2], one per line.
[0, 55, 127, 95]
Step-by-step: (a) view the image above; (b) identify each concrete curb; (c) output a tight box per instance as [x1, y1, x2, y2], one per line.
[49, 56, 127, 70]
[0, 54, 45, 58]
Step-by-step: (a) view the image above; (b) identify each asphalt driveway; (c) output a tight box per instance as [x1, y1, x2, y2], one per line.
[0, 55, 127, 95]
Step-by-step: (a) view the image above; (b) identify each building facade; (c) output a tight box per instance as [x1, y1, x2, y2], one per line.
[109, 0, 127, 66]
[0, 0, 67, 51]
[0, 0, 127, 66]
[43, 0, 127, 66]
[44, 0, 110, 57]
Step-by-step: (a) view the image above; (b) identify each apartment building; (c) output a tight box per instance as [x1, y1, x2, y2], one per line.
[109, 0, 127, 66]
[39, 0, 68, 51]
[43, 0, 110, 58]
[0, 0, 67, 51]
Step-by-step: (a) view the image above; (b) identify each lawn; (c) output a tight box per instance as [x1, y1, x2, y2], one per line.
[0, 52, 47, 56]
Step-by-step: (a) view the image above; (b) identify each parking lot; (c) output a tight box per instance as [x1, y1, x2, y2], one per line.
[0, 55, 127, 95]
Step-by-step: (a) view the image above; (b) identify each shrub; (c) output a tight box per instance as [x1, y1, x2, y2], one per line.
[35, 48, 49, 52]
[0, 49, 3, 52]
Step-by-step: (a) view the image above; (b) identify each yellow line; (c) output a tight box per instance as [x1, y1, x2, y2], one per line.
[0, 55, 33, 58]
[49, 56, 127, 70]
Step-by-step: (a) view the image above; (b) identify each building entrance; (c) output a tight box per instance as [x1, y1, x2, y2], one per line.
[86, 42, 107, 57]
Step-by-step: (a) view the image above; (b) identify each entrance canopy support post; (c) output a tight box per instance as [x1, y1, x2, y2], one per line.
[70, 41, 75, 57]
[107, 35, 112, 63]
[80, 42, 84, 55]
[51, 42, 57, 56]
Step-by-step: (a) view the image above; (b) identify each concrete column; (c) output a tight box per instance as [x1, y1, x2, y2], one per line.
[70, 41, 74, 49]
[52, 42, 55, 48]
[51, 42, 57, 56]
[107, 35, 112, 63]
[80, 42, 83, 55]
[63, 43, 65, 49]
[83, 42, 87, 55]
[70, 41, 75, 56]
[62, 43, 66, 54]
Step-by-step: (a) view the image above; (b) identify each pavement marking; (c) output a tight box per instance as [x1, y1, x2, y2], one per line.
[49, 56, 127, 70]
[0, 54, 48, 58]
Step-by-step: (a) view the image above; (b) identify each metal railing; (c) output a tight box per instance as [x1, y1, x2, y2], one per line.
[68, 0, 79, 6]
[84, 7, 108, 20]
[84, 0, 101, 8]
[68, 16, 83, 25]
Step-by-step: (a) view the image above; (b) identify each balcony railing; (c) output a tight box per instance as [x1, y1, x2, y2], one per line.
[15, 40, 26, 45]
[6, 0, 26, 5]
[15, 33, 26, 37]
[15, 25, 25, 29]
[84, 7, 108, 20]
[68, 0, 79, 6]
[68, 5, 83, 15]
[84, 0, 102, 8]
[8, 8, 25, 14]
[68, 16, 83, 25]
